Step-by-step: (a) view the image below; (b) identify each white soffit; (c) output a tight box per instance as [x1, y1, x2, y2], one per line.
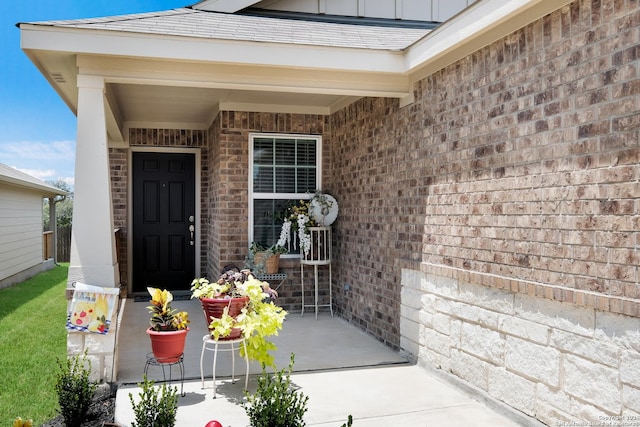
[191, 0, 262, 13]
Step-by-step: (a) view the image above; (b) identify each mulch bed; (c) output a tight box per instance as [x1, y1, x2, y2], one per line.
[41, 390, 117, 427]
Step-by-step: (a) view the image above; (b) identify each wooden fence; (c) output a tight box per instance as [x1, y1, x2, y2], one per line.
[57, 226, 71, 262]
[43, 228, 70, 262]
[43, 226, 118, 263]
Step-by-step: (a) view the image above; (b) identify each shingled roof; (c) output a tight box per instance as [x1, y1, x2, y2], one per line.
[27, 8, 431, 51]
[0, 163, 66, 197]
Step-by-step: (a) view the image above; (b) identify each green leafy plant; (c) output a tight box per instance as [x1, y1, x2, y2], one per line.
[55, 351, 97, 426]
[129, 375, 178, 427]
[340, 415, 354, 427]
[194, 270, 287, 367]
[244, 354, 309, 427]
[147, 287, 190, 331]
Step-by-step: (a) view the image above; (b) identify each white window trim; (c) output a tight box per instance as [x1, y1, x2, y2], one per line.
[248, 132, 322, 254]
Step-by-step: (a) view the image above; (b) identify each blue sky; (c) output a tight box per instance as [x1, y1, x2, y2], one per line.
[1, 0, 188, 187]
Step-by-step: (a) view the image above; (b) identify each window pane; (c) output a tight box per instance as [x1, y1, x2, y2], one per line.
[254, 165, 274, 192]
[275, 167, 296, 193]
[253, 199, 276, 247]
[297, 167, 316, 193]
[254, 138, 274, 163]
[251, 134, 319, 254]
[297, 139, 316, 166]
[275, 139, 296, 164]
[253, 199, 293, 249]
[253, 138, 274, 192]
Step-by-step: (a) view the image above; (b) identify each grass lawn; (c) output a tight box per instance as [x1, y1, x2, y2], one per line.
[0, 264, 69, 426]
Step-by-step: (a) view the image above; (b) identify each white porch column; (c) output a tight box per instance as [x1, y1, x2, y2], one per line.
[67, 74, 120, 383]
[68, 75, 119, 288]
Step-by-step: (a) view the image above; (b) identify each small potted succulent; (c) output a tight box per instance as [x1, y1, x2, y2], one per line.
[146, 287, 190, 363]
[191, 267, 286, 367]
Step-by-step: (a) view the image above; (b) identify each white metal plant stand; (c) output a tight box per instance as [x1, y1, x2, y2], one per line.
[199, 334, 248, 399]
[300, 226, 333, 319]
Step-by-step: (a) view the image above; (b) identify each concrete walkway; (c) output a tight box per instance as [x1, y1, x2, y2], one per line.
[114, 298, 533, 426]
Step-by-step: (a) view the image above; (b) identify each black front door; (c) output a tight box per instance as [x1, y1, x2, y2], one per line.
[132, 152, 196, 293]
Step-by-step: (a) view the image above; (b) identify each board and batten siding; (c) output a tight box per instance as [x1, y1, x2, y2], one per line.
[259, 0, 477, 23]
[0, 185, 45, 282]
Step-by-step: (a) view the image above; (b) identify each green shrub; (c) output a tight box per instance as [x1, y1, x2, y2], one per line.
[55, 352, 97, 426]
[244, 354, 309, 427]
[340, 415, 354, 426]
[129, 376, 178, 427]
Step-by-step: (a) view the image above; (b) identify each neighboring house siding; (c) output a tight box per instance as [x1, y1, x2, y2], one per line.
[0, 185, 44, 283]
[331, 0, 639, 422]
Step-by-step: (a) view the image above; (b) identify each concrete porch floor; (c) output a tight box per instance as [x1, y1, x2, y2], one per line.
[114, 297, 533, 426]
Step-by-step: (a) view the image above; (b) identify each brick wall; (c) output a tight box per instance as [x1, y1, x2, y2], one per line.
[330, 0, 639, 353]
[329, 0, 640, 423]
[206, 111, 329, 310]
[110, 148, 128, 290]
[110, 128, 208, 292]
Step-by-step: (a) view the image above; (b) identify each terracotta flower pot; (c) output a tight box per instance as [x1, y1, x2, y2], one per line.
[146, 327, 189, 363]
[200, 296, 249, 340]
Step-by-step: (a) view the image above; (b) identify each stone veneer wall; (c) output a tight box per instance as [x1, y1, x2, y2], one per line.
[331, 0, 639, 423]
[205, 111, 329, 309]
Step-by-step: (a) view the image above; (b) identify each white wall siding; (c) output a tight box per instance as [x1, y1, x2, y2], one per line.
[0, 185, 44, 282]
[259, 0, 476, 22]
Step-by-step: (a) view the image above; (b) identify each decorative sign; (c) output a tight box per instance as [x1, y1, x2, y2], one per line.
[66, 282, 119, 334]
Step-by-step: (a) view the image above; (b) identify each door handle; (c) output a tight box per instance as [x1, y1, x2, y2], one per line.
[189, 225, 195, 245]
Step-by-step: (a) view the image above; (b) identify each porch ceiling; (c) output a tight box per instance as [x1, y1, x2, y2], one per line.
[18, 0, 573, 142]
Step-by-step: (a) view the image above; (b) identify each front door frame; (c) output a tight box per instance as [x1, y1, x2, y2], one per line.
[127, 146, 201, 295]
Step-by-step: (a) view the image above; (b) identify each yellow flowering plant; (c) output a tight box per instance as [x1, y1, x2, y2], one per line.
[147, 287, 190, 331]
[194, 269, 287, 367]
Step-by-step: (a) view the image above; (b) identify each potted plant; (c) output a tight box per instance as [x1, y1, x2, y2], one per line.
[146, 287, 190, 363]
[246, 241, 288, 274]
[191, 268, 287, 367]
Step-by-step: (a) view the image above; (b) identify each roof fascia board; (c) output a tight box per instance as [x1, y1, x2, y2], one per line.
[0, 176, 67, 197]
[20, 24, 406, 74]
[191, 0, 261, 13]
[76, 55, 410, 98]
[406, 0, 575, 81]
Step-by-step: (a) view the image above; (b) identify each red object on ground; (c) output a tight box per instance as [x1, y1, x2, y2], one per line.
[205, 421, 223, 427]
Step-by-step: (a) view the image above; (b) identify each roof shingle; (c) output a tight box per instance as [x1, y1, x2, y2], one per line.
[26, 8, 429, 51]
